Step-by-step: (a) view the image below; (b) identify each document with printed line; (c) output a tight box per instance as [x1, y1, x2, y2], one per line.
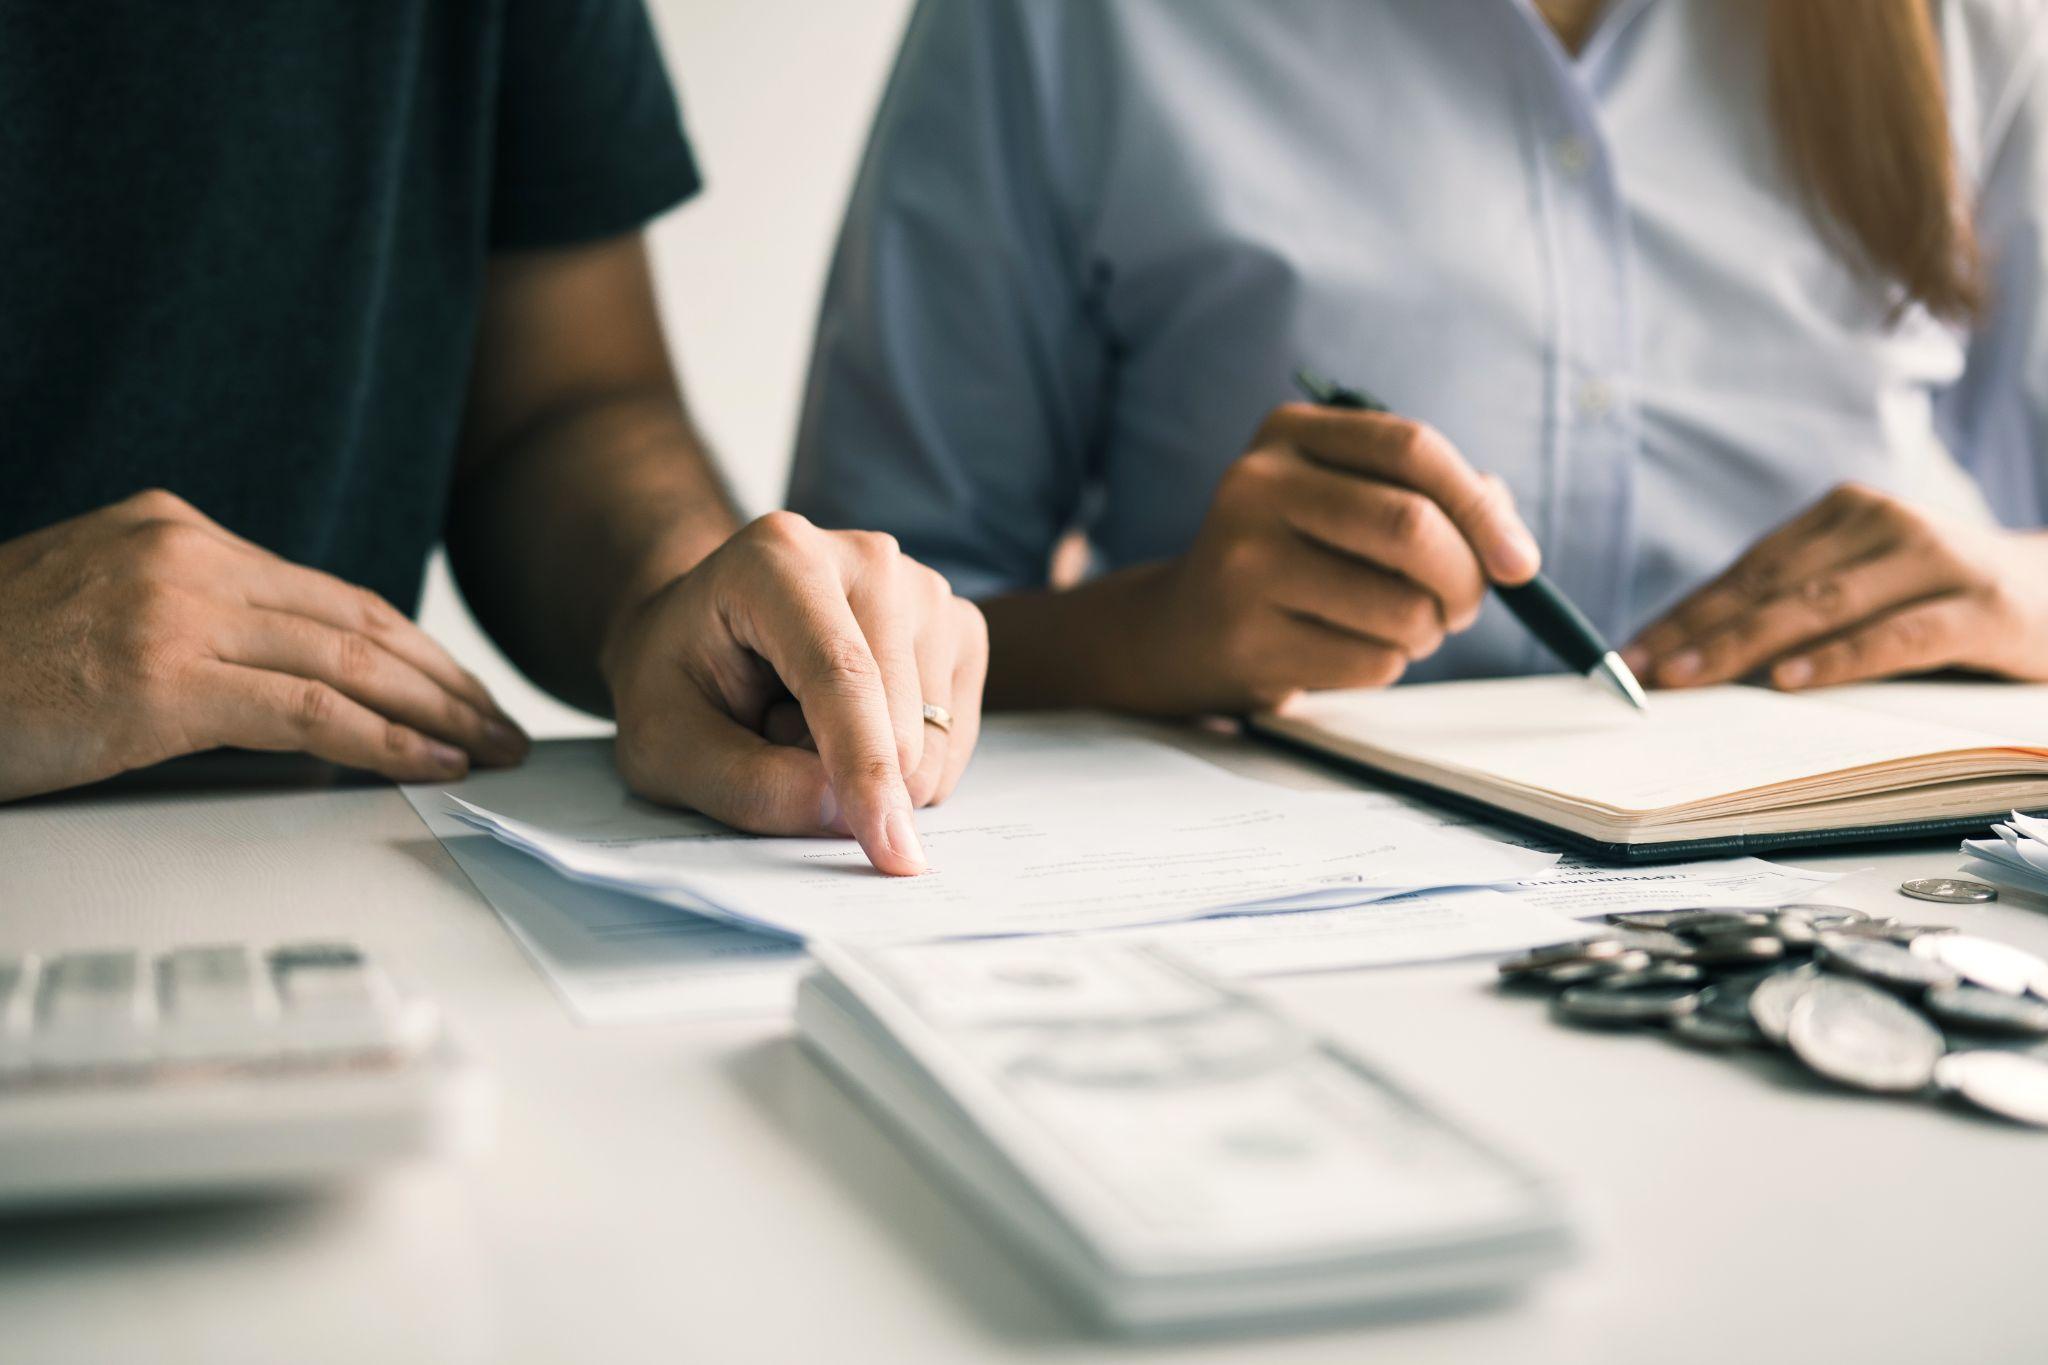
[441, 722, 1558, 947]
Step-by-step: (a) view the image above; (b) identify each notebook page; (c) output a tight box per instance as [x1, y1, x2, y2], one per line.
[1816, 681, 2048, 745]
[1270, 677, 2026, 814]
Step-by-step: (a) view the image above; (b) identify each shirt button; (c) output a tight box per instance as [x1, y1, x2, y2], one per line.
[1576, 377, 1616, 418]
[1553, 134, 1592, 176]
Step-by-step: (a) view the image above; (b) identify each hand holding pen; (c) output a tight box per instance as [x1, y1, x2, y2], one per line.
[1293, 371, 1648, 709]
[1090, 375, 1551, 714]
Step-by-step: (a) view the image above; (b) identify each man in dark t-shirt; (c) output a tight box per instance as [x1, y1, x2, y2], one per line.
[0, 2, 983, 876]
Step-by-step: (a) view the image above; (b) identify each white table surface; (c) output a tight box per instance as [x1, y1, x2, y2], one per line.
[4, 720, 2046, 1365]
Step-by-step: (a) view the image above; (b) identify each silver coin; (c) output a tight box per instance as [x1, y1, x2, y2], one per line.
[1686, 935, 1787, 967]
[1817, 936, 1961, 993]
[1934, 1050, 2048, 1127]
[1499, 955, 1600, 984]
[1786, 976, 1945, 1093]
[1583, 962, 1705, 991]
[1607, 927, 1697, 960]
[1763, 913, 1820, 948]
[1695, 973, 1768, 1021]
[1776, 903, 1872, 927]
[1921, 984, 2048, 1036]
[1986, 1033, 2048, 1060]
[1607, 910, 1710, 931]
[1988, 1036, 2048, 1065]
[1825, 920, 1948, 946]
[1555, 982, 1701, 1026]
[1910, 933, 2046, 997]
[1498, 938, 1629, 975]
[1671, 1010, 1763, 1049]
[1899, 877, 1998, 905]
[1537, 950, 1654, 986]
[1748, 963, 1823, 1046]
[1666, 911, 1775, 939]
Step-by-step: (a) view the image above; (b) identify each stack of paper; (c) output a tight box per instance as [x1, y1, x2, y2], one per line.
[407, 728, 1845, 1023]
[1962, 812, 2048, 896]
[446, 728, 1559, 947]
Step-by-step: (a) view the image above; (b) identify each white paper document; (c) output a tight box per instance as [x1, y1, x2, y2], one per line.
[403, 751, 805, 1023]
[404, 720, 1839, 1024]
[1123, 889, 1595, 979]
[445, 725, 1560, 946]
[1301, 787, 1846, 918]
[1962, 811, 2048, 897]
[1502, 853, 1846, 917]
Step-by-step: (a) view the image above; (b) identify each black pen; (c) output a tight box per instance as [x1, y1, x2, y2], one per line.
[1292, 369, 1649, 711]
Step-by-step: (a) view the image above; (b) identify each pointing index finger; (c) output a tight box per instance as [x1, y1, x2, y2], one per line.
[742, 581, 928, 876]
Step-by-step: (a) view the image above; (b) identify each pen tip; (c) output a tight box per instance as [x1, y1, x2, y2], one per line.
[1597, 652, 1651, 712]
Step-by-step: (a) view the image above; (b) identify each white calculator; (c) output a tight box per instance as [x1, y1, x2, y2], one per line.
[0, 940, 491, 1211]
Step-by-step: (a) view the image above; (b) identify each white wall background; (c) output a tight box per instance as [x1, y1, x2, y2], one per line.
[416, 0, 916, 738]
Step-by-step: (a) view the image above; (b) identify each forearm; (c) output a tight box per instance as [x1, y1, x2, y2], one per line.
[981, 562, 1180, 712]
[445, 389, 737, 712]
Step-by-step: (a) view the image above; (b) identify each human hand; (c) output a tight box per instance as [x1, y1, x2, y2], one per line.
[1126, 403, 1541, 713]
[601, 512, 988, 876]
[1624, 482, 2048, 690]
[0, 490, 528, 801]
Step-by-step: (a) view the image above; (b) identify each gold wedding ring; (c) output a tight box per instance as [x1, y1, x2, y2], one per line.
[920, 702, 954, 734]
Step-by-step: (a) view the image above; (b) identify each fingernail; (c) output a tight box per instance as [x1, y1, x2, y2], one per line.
[1660, 650, 1701, 684]
[1487, 524, 1541, 583]
[1774, 657, 1814, 689]
[884, 808, 927, 873]
[483, 719, 527, 759]
[426, 741, 467, 776]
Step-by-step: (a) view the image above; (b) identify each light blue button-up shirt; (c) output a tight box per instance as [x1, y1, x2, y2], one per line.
[791, 0, 2048, 683]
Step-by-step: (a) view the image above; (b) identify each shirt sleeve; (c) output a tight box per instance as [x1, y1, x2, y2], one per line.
[1940, 9, 2048, 526]
[787, 0, 1112, 600]
[490, 0, 702, 250]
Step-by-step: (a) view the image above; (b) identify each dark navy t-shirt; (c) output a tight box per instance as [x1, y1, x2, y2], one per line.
[0, 1, 701, 613]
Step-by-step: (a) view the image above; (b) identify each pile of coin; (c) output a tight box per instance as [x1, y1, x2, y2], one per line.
[1498, 905, 2048, 1128]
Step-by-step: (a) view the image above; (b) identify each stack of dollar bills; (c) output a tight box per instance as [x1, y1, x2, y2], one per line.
[795, 937, 1571, 1333]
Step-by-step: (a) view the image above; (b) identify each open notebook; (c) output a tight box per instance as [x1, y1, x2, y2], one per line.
[1251, 677, 2048, 862]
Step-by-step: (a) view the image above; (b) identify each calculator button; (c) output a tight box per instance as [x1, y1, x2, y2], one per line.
[0, 957, 36, 1079]
[271, 941, 406, 1055]
[270, 942, 366, 972]
[36, 950, 155, 1070]
[157, 945, 279, 1062]
[0, 956, 31, 1028]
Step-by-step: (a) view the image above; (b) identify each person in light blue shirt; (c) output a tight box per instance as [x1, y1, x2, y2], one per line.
[791, 0, 2048, 715]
